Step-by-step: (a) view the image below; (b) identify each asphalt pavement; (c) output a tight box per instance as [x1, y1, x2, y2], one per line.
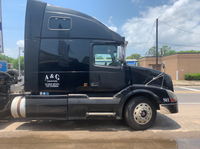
[174, 86, 200, 104]
[0, 86, 200, 149]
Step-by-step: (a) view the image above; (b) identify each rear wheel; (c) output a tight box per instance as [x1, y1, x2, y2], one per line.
[124, 96, 157, 130]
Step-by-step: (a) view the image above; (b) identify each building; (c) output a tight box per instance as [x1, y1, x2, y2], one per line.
[139, 53, 200, 80]
[126, 59, 138, 66]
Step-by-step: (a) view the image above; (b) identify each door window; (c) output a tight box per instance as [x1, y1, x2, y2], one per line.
[93, 45, 120, 67]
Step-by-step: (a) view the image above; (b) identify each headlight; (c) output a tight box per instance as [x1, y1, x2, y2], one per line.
[166, 90, 178, 102]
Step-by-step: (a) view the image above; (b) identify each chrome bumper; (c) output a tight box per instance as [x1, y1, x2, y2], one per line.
[159, 103, 178, 114]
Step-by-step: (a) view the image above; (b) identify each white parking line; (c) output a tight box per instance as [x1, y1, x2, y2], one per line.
[179, 87, 200, 92]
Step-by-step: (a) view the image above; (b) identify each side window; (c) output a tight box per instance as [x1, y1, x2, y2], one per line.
[39, 39, 90, 71]
[93, 45, 120, 67]
[49, 17, 72, 30]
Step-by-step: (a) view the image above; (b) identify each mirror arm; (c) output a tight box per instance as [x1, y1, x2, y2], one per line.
[145, 72, 164, 86]
[146, 61, 166, 87]
[123, 41, 128, 62]
[120, 62, 123, 70]
[161, 66, 166, 88]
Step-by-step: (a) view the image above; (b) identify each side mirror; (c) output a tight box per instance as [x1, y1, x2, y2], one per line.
[162, 62, 165, 69]
[117, 46, 123, 61]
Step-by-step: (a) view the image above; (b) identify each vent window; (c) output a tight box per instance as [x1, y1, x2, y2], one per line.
[49, 17, 72, 30]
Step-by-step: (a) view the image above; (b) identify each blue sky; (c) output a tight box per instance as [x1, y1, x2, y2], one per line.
[2, 0, 200, 58]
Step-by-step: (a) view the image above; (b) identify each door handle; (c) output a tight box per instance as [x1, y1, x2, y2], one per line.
[91, 82, 99, 87]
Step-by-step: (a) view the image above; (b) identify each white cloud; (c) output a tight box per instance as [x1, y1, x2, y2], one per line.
[108, 16, 113, 24]
[107, 16, 118, 32]
[16, 40, 24, 47]
[3, 48, 18, 58]
[108, 26, 118, 32]
[2, 40, 25, 58]
[92, 16, 118, 32]
[122, 0, 200, 56]
[169, 0, 178, 4]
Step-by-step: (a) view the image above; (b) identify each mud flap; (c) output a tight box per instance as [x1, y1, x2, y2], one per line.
[0, 100, 11, 119]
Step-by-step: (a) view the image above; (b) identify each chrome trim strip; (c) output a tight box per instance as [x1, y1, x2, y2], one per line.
[68, 94, 89, 98]
[68, 94, 115, 100]
[17, 96, 23, 118]
[89, 97, 114, 100]
[86, 112, 116, 116]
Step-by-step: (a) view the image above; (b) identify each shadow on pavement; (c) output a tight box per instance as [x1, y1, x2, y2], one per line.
[8, 112, 181, 132]
[150, 112, 181, 130]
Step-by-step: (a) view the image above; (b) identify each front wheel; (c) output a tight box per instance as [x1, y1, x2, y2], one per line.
[124, 96, 157, 130]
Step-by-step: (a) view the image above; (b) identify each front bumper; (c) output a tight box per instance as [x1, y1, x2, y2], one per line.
[159, 103, 178, 114]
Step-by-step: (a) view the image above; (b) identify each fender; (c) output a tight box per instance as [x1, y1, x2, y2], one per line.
[117, 85, 163, 119]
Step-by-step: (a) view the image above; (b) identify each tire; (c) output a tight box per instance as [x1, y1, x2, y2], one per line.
[124, 96, 157, 130]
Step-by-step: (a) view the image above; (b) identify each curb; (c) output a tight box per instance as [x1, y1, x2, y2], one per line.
[173, 84, 200, 86]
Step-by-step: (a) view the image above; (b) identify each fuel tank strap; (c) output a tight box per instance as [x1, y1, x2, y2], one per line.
[17, 96, 24, 118]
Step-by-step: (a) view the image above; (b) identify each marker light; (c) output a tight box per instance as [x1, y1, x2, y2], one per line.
[167, 90, 178, 103]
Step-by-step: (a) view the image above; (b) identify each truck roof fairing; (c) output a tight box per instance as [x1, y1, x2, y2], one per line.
[25, 0, 123, 41]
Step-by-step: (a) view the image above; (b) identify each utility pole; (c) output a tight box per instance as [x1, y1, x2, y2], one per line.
[156, 18, 158, 70]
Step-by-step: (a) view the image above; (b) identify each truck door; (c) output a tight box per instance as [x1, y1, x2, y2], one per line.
[89, 43, 126, 92]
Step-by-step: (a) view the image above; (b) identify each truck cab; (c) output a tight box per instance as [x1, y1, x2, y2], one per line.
[8, 0, 178, 130]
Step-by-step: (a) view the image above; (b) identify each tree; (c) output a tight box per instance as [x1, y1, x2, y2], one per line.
[145, 46, 158, 57]
[145, 45, 175, 57]
[0, 54, 14, 63]
[12, 56, 24, 70]
[160, 45, 171, 56]
[126, 53, 141, 60]
[177, 50, 200, 53]
[106, 57, 111, 60]
[96, 55, 104, 59]
[165, 50, 176, 56]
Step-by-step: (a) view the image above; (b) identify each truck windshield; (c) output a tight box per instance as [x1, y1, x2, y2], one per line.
[93, 45, 120, 67]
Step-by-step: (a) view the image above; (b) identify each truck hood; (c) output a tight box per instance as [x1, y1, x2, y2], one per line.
[129, 66, 174, 91]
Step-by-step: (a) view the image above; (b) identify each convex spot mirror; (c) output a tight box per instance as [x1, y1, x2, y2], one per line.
[162, 62, 165, 69]
[117, 46, 123, 61]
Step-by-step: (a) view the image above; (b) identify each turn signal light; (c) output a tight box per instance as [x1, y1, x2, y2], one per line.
[84, 83, 88, 87]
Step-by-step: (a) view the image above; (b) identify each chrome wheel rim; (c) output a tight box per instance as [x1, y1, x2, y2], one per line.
[133, 103, 152, 125]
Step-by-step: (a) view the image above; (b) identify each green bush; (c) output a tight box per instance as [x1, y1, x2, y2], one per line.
[185, 73, 200, 80]
[194, 73, 200, 80]
[185, 73, 191, 80]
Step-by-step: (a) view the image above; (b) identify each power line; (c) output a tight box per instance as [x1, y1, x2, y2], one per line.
[140, 21, 156, 55]
[173, 40, 200, 50]
[159, 20, 200, 35]
[159, 42, 200, 47]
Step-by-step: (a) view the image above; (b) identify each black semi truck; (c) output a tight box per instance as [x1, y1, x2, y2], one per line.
[0, 0, 178, 130]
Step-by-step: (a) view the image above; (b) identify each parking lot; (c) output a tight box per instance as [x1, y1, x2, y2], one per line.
[0, 86, 200, 149]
